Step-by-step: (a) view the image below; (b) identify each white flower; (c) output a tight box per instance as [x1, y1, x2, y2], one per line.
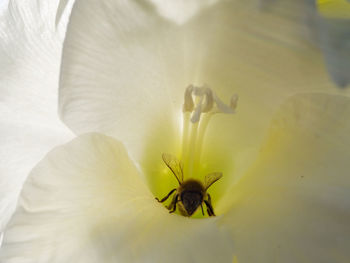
[1, 0, 350, 262]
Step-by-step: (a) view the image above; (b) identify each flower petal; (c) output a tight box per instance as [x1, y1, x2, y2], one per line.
[59, 0, 185, 176]
[220, 93, 350, 263]
[0, 121, 71, 232]
[0, 0, 73, 231]
[0, 0, 72, 126]
[148, 0, 218, 24]
[55, 0, 75, 27]
[59, 1, 346, 201]
[0, 133, 233, 262]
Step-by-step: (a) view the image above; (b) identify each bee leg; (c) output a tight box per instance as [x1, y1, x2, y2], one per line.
[204, 201, 214, 216]
[200, 204, 204, 216]
[207, 194, 216, 216]
[204, 194, 215, 216]
[169, 194, 178, 214]
[166, 192, 177, 210]
[155, 188, 176, 203]
[206, 207, 212, 217]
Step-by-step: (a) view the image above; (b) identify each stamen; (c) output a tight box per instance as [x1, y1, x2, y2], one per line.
[183, 85, 238, 123]
[183, 85, 194, 112]
[193, 87, 214, 113]
[191, 98, 203, 123]
[181, 85, 238, 177]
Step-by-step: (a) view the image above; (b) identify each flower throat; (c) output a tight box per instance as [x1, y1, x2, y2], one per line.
[156, 85, 238, 217]
[181, 85, 238, 177]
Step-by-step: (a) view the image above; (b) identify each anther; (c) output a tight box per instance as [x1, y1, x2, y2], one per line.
[183, 85, 238, 123]
[213, 93, 237, 114]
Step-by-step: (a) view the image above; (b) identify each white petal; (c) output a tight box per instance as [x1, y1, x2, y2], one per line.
[0, 0, 71, 119]
[59, 0, 187, 185]
[0, 0, 73, 129]
[0, 0, 74, 229]
[0, 1, 8, 14]
[59, 0, 346, 187]
[219, 93, 350, 263]
[0, 121, 72, 231]
[0, 133, 233, 262]
[55, 0, 75, 27]
[148, 0, 218, 24]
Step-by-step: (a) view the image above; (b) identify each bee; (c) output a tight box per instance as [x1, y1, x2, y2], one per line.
[156, 153, 222, 217]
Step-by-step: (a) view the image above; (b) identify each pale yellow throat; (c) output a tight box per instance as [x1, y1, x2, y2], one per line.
[156, 85, 238, 218]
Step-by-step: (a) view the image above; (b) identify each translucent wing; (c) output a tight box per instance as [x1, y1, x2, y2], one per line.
[204, 172, 223, 190]
[162, 153, 184, 184]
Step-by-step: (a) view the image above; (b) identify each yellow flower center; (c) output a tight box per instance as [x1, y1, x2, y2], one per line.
[147, 85, 238, 218]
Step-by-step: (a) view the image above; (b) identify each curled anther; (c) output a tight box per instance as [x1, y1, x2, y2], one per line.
[183, 84, 238, 123]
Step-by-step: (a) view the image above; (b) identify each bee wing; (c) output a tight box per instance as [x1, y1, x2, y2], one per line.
[162, 153, 184, 184]
[204, 172, 223, 190]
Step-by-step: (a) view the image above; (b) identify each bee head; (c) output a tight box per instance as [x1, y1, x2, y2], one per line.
[181, 191, 202, 216]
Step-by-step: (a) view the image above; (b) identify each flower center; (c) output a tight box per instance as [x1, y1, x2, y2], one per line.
[154, 85, 238, 218]
[145, 85, 238, 218]
[181, 85, 238, 178]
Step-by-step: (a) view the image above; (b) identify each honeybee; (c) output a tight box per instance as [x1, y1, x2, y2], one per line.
[156, 153, 222, 217]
